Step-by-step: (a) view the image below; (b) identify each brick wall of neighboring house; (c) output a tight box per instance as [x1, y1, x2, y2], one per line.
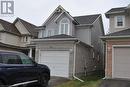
[106, 39, 130, 78]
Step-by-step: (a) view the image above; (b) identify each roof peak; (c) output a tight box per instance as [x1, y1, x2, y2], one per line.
[14, 17, 37, 27]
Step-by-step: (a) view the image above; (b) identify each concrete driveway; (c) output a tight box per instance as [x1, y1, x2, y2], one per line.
[48, 76, 70, 87]
[26, 76, 69, 87]
[99, 79, 130, 87]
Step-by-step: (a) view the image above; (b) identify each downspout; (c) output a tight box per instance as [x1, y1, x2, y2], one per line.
[73, 40, 84, 82]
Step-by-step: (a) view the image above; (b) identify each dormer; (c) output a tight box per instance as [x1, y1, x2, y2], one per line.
[105, 4, 130, 33]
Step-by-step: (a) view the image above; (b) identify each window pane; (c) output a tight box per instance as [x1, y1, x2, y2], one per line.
[1, 54, 22, 64]
[38, 30, 43, 38]
[117, 22, 123, 26]
[61, 18, 69, 23]
[47, 30, 51, 37]
[60, 18, 69, 35]
[116, 16, 123, 26]
[65, 24, 68, 34]
[61, 24, 64, 34]
[117, 16, 123, 22]
[18, 53, 33, 64]
[47, 30, 54, 37]
[42, 30, 44, 37]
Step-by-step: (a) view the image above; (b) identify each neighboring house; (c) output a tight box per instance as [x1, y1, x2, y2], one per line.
[0, 18, 38, 58]
[101, 4, 130, 79]
[31, 5, 104, 78]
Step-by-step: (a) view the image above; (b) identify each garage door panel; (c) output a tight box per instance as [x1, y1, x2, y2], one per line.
[39, 51, 69, 77]
[42, 58, 68, 63]
[113, 47, 130, 79]
[41, 52, 69, 62]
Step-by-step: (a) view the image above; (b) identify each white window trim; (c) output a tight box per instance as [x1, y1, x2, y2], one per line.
[115, 15, 125, 28]
[59, 18, 70, 35]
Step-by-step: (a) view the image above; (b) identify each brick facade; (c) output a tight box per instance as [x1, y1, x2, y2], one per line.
[106, 39, 130, 78]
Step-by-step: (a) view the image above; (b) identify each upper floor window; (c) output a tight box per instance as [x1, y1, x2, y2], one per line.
[21, 36, 28, 42]
[59, 18, 70, 35]
[46, 30, 54, 37]
[38, 30, 44, 38]
[115, 16, 125, 28]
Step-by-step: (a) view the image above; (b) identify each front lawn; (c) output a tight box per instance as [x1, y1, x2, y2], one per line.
[56, 75, 102, 87]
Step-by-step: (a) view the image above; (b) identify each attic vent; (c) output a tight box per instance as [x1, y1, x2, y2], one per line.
[56, 8, 62, 13]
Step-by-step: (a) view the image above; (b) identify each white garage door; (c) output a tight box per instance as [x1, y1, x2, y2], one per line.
[113, 47, 130, 79]
[39, 51, 69, 77]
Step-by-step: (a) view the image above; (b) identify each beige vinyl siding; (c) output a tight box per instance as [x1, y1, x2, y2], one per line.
[109, 14, 130, 33]
[75, 44, 94, 76]
[44, 13, 74, 37]
[0, 33, 21, 46]
[76, 28, 91, 45]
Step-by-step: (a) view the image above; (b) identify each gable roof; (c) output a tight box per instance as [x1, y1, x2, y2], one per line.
[106, 28, 130, 36]
[106, 7, 126, 14]
[73, 14, 101, 25]
[105, 7, 127, 18]
[43, 34, 76, 39]
[43, 5, 78, 25]
[0, 19, 21, 35]
[43, 5, 101, 26]
[14, 18, 38, 37]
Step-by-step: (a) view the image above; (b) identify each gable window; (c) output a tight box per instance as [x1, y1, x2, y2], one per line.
[115, 16, 125, 28]
[59, 18, 70, 35]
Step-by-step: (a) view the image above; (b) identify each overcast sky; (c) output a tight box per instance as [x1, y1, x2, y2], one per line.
[0, 0, 130, 34]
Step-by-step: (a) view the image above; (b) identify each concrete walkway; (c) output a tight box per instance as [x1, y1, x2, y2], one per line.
[99, 79, 130, 87]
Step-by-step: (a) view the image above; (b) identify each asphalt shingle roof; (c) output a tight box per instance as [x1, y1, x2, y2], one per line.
[106, 7, 126, 14]
[105, 7, 127, 18]
[73, 14, 100, 25]
[106, 28, 130, 36]
[0, 19, 20, 35]
[16, 18, 38, 37]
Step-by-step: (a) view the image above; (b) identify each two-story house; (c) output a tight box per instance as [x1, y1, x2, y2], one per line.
[101, 4, 130, 79]
[32, 5, 104, 79]
[0, 18, 38, 59]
